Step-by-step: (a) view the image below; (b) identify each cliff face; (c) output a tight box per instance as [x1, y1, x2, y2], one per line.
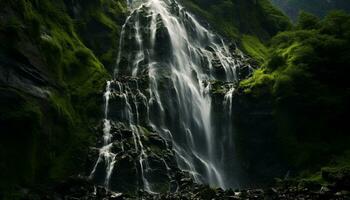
[1, 0, 349, 199]
[178, 0, 291, 69]
[181, 0, 291, 41]
[0, 0, 127, 195]
[272, 0, 350, 21]
[0, 0, 291, 194]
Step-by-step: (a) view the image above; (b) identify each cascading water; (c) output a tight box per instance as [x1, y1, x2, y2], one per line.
[224, 86, 235, 147]
[90, 81, 116, 187]
[91, 0, 254, 192]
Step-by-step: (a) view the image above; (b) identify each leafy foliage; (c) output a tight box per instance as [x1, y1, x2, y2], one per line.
[239, 11, 350, 177]
[272, 0, 350, 21]
[241, 35, 269, 64]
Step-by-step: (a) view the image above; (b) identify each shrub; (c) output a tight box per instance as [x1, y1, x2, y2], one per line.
[296, 11, 320, 30]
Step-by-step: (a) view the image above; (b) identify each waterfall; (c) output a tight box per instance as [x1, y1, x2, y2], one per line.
[90, 81, 116, 187]
[91, 0, 252, 192]
[224, 86, 235, 148]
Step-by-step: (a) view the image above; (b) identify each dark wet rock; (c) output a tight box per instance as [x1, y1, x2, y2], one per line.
[20, 176, 131, 200]
[146, 132, 168, 150]
[154, 16, 172, 62]
[89, 117, 186, 194]
[23, 176, 348, 200]
[0, 51, 51, 92]
[111, 142, 125, 154]
[322, 167, 350, 190]
[120, 129, 134, 139]
[54, 176, 95, 197]
[109, 154, 139, 193]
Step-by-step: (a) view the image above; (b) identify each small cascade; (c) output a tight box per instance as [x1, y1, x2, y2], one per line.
[90, 77, 179, 193]
[224, 86, 235, 121]
[223, 86, 235, 153]
[111, 80, 154, 192]
[130, 125, 153, 192]
[90, 81, 116, 188]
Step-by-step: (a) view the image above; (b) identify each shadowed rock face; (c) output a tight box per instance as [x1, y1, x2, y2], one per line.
[0, 51, 51, 98]
[16, 174, 350, 199]
[88, 77, 196, 194]
[0, 0, 128, 196]
[1, 1, 350, 200]
[89, 111, 186, 193]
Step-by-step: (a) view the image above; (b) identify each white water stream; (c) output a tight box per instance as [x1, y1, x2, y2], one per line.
[91, 0, 251, 192]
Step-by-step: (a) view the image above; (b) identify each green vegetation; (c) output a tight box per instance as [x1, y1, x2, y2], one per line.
[241, 35, 269, 64]
[272, 0, 350, 21]
[1, 0, 349, 197]
[72, 0, 127, 71]
[0, 0, 127, 198]
[238, 10, 350, 181]
[181, 0, 291, 41]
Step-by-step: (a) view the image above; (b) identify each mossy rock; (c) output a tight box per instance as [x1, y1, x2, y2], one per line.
[322, 167, 350, 189]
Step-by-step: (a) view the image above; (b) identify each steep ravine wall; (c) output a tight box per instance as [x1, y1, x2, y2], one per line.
[0, 0, 293, 198]
[0, 0, 127, 196]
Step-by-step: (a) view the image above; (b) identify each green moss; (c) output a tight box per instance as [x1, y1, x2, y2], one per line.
[96, 12, 118, 30]
[209, 80, 231, 95]
[241, 35, 268, 64]
[71, 0, 127, 71]
[0, 0, 125, 196]
[301, 173, 324, 184]
[240, 68, 275, 97]
[40, 34, 63, 67]
[294, 151, 350, 188]
[237, 11, 350, 179]
[49, 93, 76, 124]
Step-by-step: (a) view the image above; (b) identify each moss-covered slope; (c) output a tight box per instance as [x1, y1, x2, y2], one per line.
[235, 11, 350, 183]
[0, 0, 127, 197]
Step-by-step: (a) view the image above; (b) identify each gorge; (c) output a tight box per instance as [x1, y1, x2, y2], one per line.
[1, 0, 350, 199]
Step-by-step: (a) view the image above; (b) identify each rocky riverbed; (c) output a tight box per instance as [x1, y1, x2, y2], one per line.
[16, 174, 350, 200]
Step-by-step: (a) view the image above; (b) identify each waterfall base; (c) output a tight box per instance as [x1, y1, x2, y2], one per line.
[16, 175, 350, 200]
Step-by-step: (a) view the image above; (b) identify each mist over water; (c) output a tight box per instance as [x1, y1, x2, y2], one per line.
[90, 0, 253, 192]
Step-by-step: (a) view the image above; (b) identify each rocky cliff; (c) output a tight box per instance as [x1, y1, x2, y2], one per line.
[1, 0, 349, 199]
[0, 0, 127, 197]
